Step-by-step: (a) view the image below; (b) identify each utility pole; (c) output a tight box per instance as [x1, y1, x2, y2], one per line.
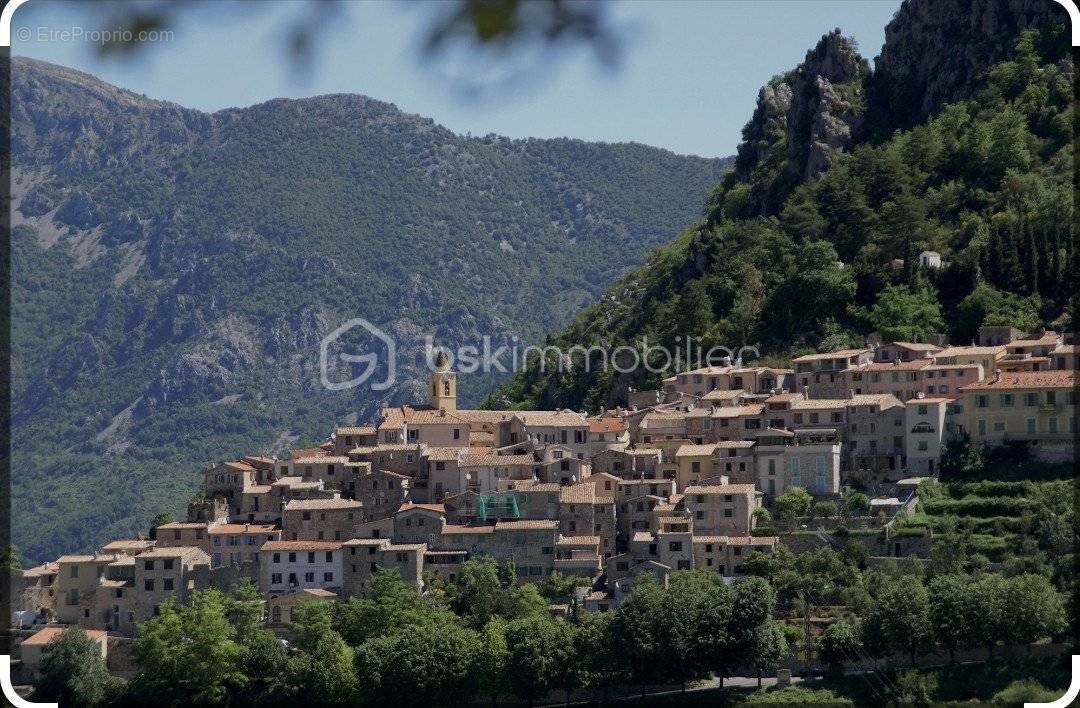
[800, 590, 812, 679]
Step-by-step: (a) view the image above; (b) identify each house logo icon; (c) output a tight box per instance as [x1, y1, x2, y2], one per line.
[319, 318, 396, 391]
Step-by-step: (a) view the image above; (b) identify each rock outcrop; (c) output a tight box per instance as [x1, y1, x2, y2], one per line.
[867, 0, 1069, 137]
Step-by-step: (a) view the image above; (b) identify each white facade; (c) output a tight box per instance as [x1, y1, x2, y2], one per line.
[904, 398, 949, 475]
[260, 542, 344, 595]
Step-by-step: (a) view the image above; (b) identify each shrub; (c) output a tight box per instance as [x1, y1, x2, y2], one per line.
[992, 680, 1059, 704]
[813, 500, 838, 518]
[745, 686, 853, 704]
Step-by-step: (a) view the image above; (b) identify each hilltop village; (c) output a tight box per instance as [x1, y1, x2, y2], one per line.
[13, 325, 1077, 669]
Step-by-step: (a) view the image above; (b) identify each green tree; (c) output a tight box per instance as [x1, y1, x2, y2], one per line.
[505, 614, 564, 706]
[747, 621, 789, 687]
[862, 576, 931, 666]
[927, 575, 976, 663]
[130, 589, 244, 706]
[1002, 573, 1067, 652]
[863, 280, 944, 343]
[35, 627, 111, 707]
[355, 622, 480, 705]
[1, 544, 21, 569]
[818, 621, 860, 676]
[290, 600, 334, 653]
[774, 487, 812, 520]
[148, 511, 175, 540]
[971, 574, 1008, 657]
[540, 571, 590, 602]
[476, 617, 509, 708]
[844, 490, 869, 515]
[292, 630, 357, 706]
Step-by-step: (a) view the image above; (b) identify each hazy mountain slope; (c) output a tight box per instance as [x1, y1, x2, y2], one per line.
[486, 0, 1072, 412]
[8, 57, 732, 562]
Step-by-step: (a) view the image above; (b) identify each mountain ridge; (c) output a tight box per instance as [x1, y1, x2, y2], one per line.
[9, 56, 732, 563]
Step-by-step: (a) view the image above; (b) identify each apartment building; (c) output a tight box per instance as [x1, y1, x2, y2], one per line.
[793, 349, 873, 398]
[132, 547, 210, 626]
[260, 541, 345, 595]
[209, 522, 281, 567]
[680, 484, 758, 535]
[904, 397, 950, 475]
[282, 498, 363, 541]
[960, 371, 1077, 461]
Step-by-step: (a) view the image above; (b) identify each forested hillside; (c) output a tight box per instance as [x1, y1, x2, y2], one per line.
[487, 1, 1072, 412]
[8, 58, 730, 562]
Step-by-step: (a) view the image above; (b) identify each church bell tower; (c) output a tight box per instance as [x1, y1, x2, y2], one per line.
[429, 350, 457, 412]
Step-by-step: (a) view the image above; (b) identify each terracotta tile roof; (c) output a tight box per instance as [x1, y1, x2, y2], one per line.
[138, 546, 208, 559]
[423, 447, 464, 462]
[683, 484, 756, 495]
[708, 404, 765, 417]
[397, 503, 446, 515]
[631, 531, 656, 543]
[223, 460, 256, 472]
[693, 535, 778, 545]
[293, 455, 349, 465]
[855, 360, 933, 371]
[557, 535, 600, 546]
[442, 524, 495, 535]
[933, 345, 1006, 357]
[460, 452, 535, 467]
[848, 394, 903, 407]
[453, 409, 518, 423]
[514, 411, 589, 427]
[765, 393, 800, 403]
[288, 447, 329, 460]
[962, 371, 1077, 390]
[588, 417, 627, 433]
[701, 389, 747, 400]
[336, 426, 375, 436]
[101, 539, 155, 552]
[681, 365, 733, 376]
[494, 519, 560, 531]
[675, 444, 719, 457]
[559, 483, 596, 504]
[285, 494, 365, 511]
[155, 522, 208, 530]
[792, 349, 870, 362]
[887, 341, 941, 351]
[260, 540, 344, 552]
[23, 627, 107, 646]
[22, 562, 59, 577]
[271, 477, 322, 489]
[715, 440, 755, 448]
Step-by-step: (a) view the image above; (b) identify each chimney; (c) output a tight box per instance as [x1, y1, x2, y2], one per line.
[994, 369, 1002, 382]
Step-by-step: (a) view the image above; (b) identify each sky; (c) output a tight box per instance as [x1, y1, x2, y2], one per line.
[12, 0, 904, 158]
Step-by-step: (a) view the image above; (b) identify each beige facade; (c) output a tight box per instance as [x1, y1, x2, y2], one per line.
[342, 539, 426, 596]
[283, 498, 363, 541]
[960, 371, 1077, 461]
[55, 554, 119, 626]
[133, 546, 210, 626]
[209, 523, 281, 566]
[681, 484, 758, 535]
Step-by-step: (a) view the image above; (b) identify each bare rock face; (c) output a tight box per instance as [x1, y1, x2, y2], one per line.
[732, 29, 869, 214]
[867, 0, 1068, 136]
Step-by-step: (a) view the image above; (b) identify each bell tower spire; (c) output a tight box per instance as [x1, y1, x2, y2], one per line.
[429, 350, 457, 411]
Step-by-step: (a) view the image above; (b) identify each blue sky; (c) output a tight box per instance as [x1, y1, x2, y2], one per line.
[12, 0, 903, 157]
